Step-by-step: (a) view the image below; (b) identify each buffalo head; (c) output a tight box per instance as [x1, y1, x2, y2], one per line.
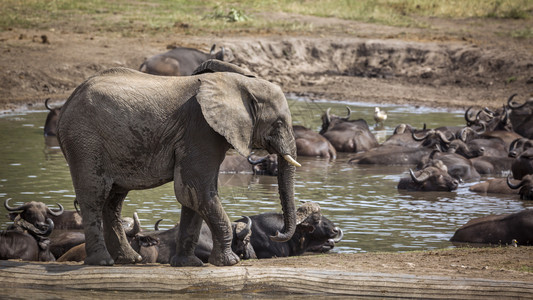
[5, 198, 63, 235]
[248, 153, 278, 176]
[232, 216, 256, 260]
[398, 160, 459, 191]
[294, 202, 343, 252]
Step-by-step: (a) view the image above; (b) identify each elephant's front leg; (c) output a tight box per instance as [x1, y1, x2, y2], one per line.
[201, 196, 239, 266]
[102, 190, 142, 264]
[173, 162, 238, 266]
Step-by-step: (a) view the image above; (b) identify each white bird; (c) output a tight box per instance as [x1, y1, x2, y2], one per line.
[374, 107, 387, 125]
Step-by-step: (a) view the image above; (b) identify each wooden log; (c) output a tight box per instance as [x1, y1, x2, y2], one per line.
[0, 260, 532, 298]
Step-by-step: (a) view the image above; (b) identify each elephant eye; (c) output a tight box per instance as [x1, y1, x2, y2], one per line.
[273, 119, 283, 128]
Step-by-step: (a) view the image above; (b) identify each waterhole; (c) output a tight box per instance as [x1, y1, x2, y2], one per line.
[0, 98, 529, 253]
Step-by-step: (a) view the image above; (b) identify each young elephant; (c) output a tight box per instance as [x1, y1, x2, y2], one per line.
[56, 60, 299, 267]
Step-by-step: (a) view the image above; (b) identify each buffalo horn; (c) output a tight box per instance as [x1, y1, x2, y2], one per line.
[507, 93, 523, 109]
[410, 169, 429, 183]
[501, 105, 509, 124]
[74, 199, 81, 214]
[482, 107, 495, 118]
[209, 44, 216, 55]
[154, 219, 164, 231]
[42, 218, 54, 236]
[507, 174, 524, 190]
[412, 129, 433, 141]
[325, 108, 331, 124]
[26, 218, 54, 237]
[4, 198, 30, 212]
[344, 106, 352, 120]
[460, 127, 473, 142]
[236, 216, 252, 240]
[464, 107, 477, 125]
[436, 130, 452, 144]
[333, 227, 344, 243]
[248, 155, 267, 165]
[508, 138, 523, 154]
[474, 121, 486, 134]
[394, 124, 406, 134]
[47, 203, 64, 216]
[44, 98, 53, 111]
[126, 212, 141, 237]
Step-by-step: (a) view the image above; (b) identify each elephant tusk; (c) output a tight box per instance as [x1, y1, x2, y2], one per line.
[283, 154, 301, 167]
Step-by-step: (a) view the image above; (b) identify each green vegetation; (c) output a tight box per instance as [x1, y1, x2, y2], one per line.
[1, 0, 531, 34]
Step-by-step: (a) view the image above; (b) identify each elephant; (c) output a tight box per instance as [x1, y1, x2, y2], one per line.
[56, 60, 300, 267]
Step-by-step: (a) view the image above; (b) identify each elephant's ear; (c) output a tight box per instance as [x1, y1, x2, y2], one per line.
[196, 74, 256, 157]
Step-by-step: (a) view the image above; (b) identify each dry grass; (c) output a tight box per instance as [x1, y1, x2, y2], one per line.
[1, 0, 531, 35]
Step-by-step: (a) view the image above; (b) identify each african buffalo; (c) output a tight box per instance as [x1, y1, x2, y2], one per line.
[464, 105, 512, 132]
[234, 202, 343, 259]
[507, 94, 533, 139]
[49, 231, 85, 259]
[0, 211, 55, 262]
[508, 138, 533, 158]
[469, 178, 518, 195]
[293, 125, 337, 159]
[398, 160, 459, 191]
[507, 174, 533, 200]
[57, 213, 160, 263]
[418, 150, 481, 182]
[44, 98, 61, 136]
[6, 199, 84, 231]
[471, 155, 515, 175]
[511, 147, 533, 180]
[5, 199, 63, 233]
[450, 209, 533, 246]
[0, 227, 55, 261]
[139, 44, 234, 76]
[349, 145, 432, 165]
[412, 128, 453, 150]
[320, 107, 379, 153]
[219, 153, 278, 176]
[144, 217, 255, 264]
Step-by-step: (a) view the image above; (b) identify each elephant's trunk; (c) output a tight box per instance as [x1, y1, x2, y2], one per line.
[270, 155, 296, 242]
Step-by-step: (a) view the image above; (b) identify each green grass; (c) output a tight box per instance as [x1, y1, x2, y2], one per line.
[1, 0, 532, 34]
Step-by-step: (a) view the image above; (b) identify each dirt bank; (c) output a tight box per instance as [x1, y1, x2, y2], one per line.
[0, 13, 532, 112]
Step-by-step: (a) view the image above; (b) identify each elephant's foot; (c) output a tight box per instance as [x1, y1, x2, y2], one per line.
[170, 255, 204, 267]
[209, 248, 240, 266]
[113, 249, 142, 264]
[84, 249, 114, 266]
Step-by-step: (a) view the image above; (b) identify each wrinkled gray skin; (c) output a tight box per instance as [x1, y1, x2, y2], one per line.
[139, 44, 235, 76]
[56, 61, 298, 267]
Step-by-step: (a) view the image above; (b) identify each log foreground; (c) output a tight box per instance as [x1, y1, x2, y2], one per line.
[0, 260, 532, 299]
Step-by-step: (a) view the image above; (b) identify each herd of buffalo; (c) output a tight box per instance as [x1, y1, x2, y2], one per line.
[1, 44, 532, 263]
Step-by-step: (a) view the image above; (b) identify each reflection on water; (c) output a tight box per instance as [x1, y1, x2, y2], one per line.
[0, 99, 530, 254]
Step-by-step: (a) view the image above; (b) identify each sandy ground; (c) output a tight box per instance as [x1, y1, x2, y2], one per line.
[0, 13, 532, 282]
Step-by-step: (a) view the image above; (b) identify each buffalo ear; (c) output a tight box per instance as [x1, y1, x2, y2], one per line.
[8, 212, 17, 221]
[196, 73, 258, 157]
[297, 223, 316, 233]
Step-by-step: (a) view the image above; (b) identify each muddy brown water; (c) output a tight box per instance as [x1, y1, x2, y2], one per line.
[0, 98, 530, 254]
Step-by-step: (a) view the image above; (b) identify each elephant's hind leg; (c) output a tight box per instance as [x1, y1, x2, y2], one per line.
[102, 190, 142, 264]
[77, 189, 114, 266]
